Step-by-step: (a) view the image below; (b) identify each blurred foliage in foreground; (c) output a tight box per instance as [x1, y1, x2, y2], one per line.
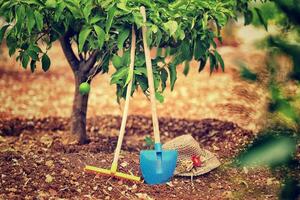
[236, 0, 300, 199]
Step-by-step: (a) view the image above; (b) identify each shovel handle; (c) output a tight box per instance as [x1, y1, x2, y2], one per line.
[111, 26, 137, 171]
[140, 6, 161, 144]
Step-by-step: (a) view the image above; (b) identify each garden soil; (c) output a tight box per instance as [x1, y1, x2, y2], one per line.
[0, 26, 288, 199]
[0, 116, 281, 200]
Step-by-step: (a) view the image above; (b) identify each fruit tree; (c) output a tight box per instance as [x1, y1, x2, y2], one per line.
[0, 0, 255, 144]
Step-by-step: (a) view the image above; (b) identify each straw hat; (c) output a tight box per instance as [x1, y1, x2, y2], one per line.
[162, 134, 221, 176]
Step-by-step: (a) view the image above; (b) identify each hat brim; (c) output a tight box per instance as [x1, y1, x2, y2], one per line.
[174, 149, 221, 177]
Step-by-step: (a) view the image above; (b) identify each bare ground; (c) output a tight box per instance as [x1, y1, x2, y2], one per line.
[0, 26, 284, 199]
[0, 116, 281, 200]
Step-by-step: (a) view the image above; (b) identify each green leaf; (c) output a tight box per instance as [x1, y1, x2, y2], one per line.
[240, 65, 257, 81]
[280, 178, 300, 200]
[34, 11, 44, 31]
[135, 67, 147, 75]
[27, 8, 35, 34]
[30, 45, 42, 53]
[144, 136, 154, 148]
[277, 100, 299, 122]
[155, 92, 164, 103]
[78, 27, 92, 52]
[135, 54, 146, 67]
[30, 60, 36, 73]
[155, 29, 162, 46]
[25, 0, 43, 6]
[54, 2, 66, 21]
[136, 75, 148, 92]
[42, 54, 51, 72]
[83, 2, 93, 21]
[117, 2, 131, 12]
[168, 64, 177, 91]
[122, 50, 130, 66]
[105, 7, 116, 33]
[254, 8, 268, 31]
[133, 12, 143, 28]
[90, 16, 102, 24]
[117, 28, 130, 50]
[154, 72, 160, 91]
[45, 0, 57, 8]
[214, 51, 224, 72]
[183, 61, 190, 76]
[16, 5, 26, 21]
[110, 67, 128, 85]
[27, 50, 39, 61]
[194, 38, 208, 60]
[244, 10, 253, 25]
[112, 54, 123, 69]
[146, 28, 153, 47]
[163, 20, 178, 36]
[93, 25, 105, 49]
[209, 52, 216, 74]
[180, 40, 192, 61]
[65, 0, 82, 18]
[236, 134, 296, 167]
[198, 56, 207, 72]
[21, 54, 30, 69]
[125, 67, 134, 87]
[160, 68, 168, 91]
[0, 24, 9, 45]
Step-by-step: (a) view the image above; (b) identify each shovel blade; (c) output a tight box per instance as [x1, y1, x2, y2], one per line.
[140, 144, 177, 184]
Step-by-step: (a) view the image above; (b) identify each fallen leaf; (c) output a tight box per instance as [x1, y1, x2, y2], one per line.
[93, 186, 98, 191]
[0, 136, 6, 142]
[135, 193, 154, 200]
[45, 160, 54, 168]
[117, 180, 123, 185]
[38, 191, 49, 198]
[7, 188, 17, 192]
[267, 178, 275, 185]
[223, 191, 234, 199]
[131, 184, 137, 191]
[40, 135, 53, 148]
[239, 180, 249, 188]
[212, 145, 220, 151]
[61, 169, 70, 177]
[0, 147, 15, 152]
[48, 189, 57, 196]
[120, 161, 128, 168]
[166, 182, 174, 187]
[209, 183, 218, 189]
[45, 174, 54, 183]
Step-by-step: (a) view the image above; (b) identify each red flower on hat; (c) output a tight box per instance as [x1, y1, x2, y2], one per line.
[191, 155, 202, 167]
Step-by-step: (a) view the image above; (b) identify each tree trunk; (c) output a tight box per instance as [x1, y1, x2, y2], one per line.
[60, 32, 100, 144]
[69, 72, 90, 144]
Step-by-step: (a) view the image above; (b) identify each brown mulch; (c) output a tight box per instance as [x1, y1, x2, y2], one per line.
[0, 116, 280, 200]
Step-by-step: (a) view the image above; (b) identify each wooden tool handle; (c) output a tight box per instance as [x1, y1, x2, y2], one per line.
[112, 27, 136, 170]
[140, 6, 161, 144]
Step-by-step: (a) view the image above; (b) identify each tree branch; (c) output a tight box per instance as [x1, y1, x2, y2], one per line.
[87, 51, 109, 80]
[59, 32, 80, 72]
[82, 50, 100, 73]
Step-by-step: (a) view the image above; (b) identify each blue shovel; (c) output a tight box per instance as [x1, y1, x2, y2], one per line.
[139, 6, 178, 185]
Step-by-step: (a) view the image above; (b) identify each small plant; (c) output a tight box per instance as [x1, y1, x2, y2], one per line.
[144, 136, 154, 149]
